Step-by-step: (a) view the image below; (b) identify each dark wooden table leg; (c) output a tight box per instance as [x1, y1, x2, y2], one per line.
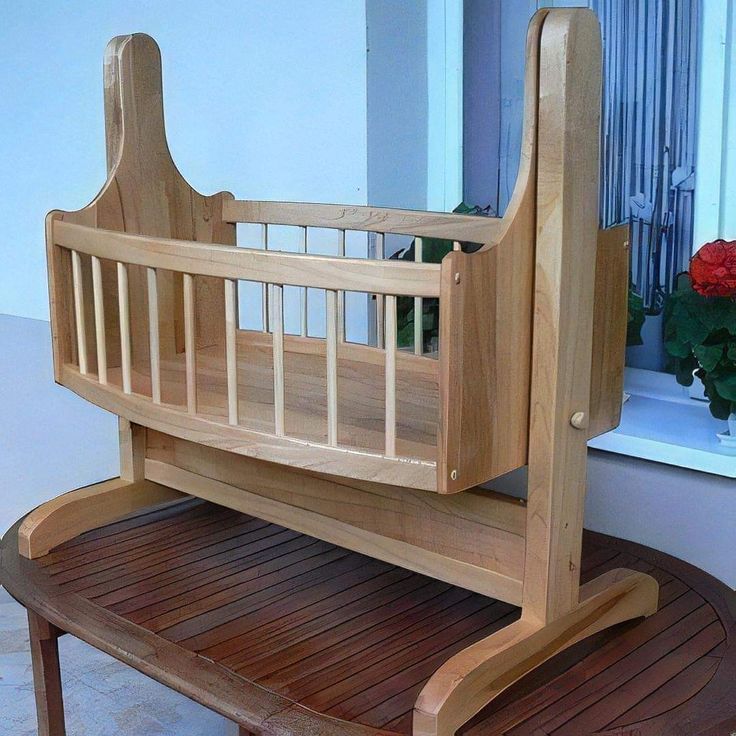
[27, 610, 66, 736]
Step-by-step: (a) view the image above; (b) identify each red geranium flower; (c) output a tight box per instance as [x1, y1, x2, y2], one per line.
[689, 240, 736, 297]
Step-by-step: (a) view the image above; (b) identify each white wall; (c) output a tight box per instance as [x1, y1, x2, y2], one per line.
[0, 0, 368, 321]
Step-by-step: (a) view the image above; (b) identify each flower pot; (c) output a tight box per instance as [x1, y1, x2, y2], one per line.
[716, 412, 736, 454]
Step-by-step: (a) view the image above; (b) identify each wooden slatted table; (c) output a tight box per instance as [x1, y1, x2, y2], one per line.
[2, 498, 734, 736]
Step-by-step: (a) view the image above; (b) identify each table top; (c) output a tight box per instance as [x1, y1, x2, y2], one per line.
[2, 497, 734, 735]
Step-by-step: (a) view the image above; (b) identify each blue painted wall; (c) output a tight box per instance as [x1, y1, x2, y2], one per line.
[366, 0, 428, 211]
[0, 0, 368, 321]
[462, 0, 537, 215]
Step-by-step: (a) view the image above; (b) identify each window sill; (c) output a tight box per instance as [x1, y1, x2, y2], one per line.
[588, 368, 735, 479]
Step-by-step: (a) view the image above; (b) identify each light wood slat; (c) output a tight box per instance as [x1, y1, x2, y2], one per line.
[414, 237, 423, 356]
[453, 241, 462, 251]
[385, 294, 397, 457]
[70, 250, 88, 375]
[222, 199, 499, 243]
[376, 233, 385, 349]
[91, 255, 107, 383]
[261, 224, 269, 332]
[54, 221, 441, 298]
[300, 226, 308, 337]
[146, 267, 161, 404]
[183, 273, 196, 414]
[337, 229, 345, 341]
[117, 262, 132, 394]
[225, 278, 238, 426]
[272, 284, 285, 436]
[326, 289, 338, 447]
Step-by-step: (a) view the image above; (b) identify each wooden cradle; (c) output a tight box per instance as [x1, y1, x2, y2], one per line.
[13, 8, 659, 735]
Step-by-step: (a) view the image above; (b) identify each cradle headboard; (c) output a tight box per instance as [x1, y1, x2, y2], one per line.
[46, 34, 236, 385]
[45, 11, 623, 496]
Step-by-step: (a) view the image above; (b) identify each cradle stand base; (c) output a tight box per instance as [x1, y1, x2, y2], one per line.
[413, 568, 658, 735]
[6, 486, 658, 736]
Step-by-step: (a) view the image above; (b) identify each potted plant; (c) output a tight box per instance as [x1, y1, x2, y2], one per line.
[394, 203, 484, 352]
[664, 239, 736, 447]
[627, 286, 646, 348]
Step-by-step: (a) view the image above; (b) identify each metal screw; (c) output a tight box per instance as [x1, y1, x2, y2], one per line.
[450, 469, 458, 481]
[454, 272, 461, 284]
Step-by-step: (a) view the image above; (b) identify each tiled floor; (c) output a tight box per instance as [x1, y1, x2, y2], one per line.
[0, 587, 237, 735]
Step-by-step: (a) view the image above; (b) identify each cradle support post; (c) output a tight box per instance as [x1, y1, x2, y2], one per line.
[414, 11, 659, 735]
[521, 7, 602, 626]
[120, 418, 145, 481]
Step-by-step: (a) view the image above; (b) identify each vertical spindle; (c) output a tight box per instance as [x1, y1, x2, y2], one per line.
[225, 278, 238, 426]
[272, 284, 285, 436]
[70, 250, 88, 375]
[376, 233, 385, 349]
[117, 262, 132, 395]
[414, 237, 423, 355]
[91, 256, 107, 383]
[183, 273, 197, 413]
[262, 224, 269, 331]
[337, 229, 346, 341]
[326, 289, 338, 446]
[146, 267, 161, 404]
[300, 226, 308, 337]
[384, 294, 397, 457]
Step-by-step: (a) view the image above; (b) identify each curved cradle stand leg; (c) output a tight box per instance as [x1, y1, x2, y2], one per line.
[413, 569, 659, 736]
[18, 477, 183, 560]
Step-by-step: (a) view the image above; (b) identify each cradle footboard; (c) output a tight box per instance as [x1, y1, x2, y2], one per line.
[50, 214, 446, 490]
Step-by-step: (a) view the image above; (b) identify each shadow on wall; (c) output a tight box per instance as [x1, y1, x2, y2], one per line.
[0, 314, 118, 534]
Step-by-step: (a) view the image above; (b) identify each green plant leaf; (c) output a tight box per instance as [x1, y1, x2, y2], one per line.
[714, 373, 736, 401]
[694, 343, 724, 373]
[664, 280, 736, 417]
[673, 354, 698, 386]
[664, 338, 691, 359]
[702, 374, 732, 419]
[627, 288, 645, 346]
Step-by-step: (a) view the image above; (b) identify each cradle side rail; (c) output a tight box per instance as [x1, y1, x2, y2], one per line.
[50, 217, 442, 491]
[47, 213, 626, 496]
